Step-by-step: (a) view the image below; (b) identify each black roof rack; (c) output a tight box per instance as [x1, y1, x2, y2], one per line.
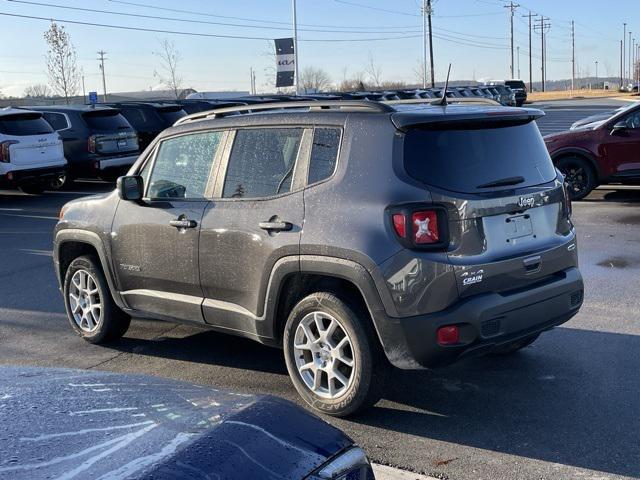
[173, 100, 395, 126]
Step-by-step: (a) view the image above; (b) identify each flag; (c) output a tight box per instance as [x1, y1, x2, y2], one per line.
[275, 38, 295, 88]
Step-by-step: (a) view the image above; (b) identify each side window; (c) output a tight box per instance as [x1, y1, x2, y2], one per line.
[146, 131, 223, 199]
[308, 128, 340, 185]
[624, 111, 640, 129]
[222, 128, 303, 199]
[42, 112, 68, 131]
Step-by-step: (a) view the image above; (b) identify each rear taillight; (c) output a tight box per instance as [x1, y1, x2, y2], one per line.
[0, 140, 18, 162]
[412, 210, 439, 244]
[87, 135, 96, 153]
[437, 325, 460, 345]
[389, 205, 448, 249]
[562, 183, 572, 217]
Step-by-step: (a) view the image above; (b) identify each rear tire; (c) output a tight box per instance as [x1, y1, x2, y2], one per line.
[63, 255, 130, 344]
[49, 171, 72, 190]
[491, 333, 540, 355]
[556, 156, 597, 200]
[283, 292, 388, 417]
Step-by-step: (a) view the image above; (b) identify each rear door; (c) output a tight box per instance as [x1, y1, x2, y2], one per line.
[82, 109, 139, 156]
[111, 130, 226, 322]
[402, 119, 575, 297]
[0, 112, 64, 168]
[199, 127, 308, 334]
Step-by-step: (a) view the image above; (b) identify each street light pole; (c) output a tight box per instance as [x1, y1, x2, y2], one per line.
[595, 60, 598, 89]
[292, 0, 300, 95]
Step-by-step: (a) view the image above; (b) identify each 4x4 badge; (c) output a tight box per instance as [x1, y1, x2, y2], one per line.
[517, 196, 535, 208]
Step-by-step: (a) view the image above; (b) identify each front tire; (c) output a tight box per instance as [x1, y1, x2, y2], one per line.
[63, 255, 130, 343]
[556, 156, 597, 200]
[283, 292, 387, 417]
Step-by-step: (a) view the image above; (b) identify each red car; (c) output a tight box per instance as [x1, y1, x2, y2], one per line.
[544, 103, 640, 199]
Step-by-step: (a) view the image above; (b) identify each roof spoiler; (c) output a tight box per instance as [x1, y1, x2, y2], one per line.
[391, 108, 545, 132]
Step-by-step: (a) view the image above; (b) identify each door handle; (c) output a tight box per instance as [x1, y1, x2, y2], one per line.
[259, 220, 292, 232]
[169, 219, 197, 229]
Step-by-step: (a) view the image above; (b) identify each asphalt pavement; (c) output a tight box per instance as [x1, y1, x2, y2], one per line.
[1, 100, 640, 480]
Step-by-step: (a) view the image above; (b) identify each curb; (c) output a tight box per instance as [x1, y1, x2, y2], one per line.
[372, 464, 438, 480]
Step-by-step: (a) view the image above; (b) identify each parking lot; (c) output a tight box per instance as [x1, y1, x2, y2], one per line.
[1, 99, 639, 480]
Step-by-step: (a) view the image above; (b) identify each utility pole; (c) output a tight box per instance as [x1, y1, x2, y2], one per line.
[97, 50, 107, 102]
[623, 23, 627, 86]
[534, 17, 550, 92]
[595, 60, 598, 89]
[523, 12, 537, 92]
[427, 0, 435, 87]
[620, 40, 624, 88]
[422, 0, 427, 88]
[504, 2, 520, 78]
[571, 20, 575, 93]
[292, 0, 300, 95]
[517, 46, 521, 79]
[81, 74, 86, 103]
[628, 30, 632, 87]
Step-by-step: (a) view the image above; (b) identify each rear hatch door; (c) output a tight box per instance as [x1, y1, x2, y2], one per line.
[0, 112, 64, 166]
[82, 109, 139, 155]
[399, 112, 576, 298]
[155, 105, 187, 128]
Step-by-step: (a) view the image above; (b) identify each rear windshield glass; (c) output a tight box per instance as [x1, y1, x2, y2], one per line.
[403, 121, 557, 194]
[83, 110, 132, 130]
[505, 80, 526, 90]
[157, 107, 187, 125]
[0, 113, 53, 136]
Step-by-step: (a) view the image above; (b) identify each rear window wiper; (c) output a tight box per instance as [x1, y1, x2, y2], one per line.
[476, 176, 525, 189]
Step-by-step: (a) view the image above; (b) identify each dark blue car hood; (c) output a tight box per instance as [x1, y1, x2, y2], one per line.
[0, 367, 352, 479]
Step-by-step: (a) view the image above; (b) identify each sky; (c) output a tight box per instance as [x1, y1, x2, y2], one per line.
[0, 0, 635, 97]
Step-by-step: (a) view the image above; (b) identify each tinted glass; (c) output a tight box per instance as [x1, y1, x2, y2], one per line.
[147, 131, 223, 199]
[403, 121, 556, 194]
[42, 112, 68, 130]
[622, 109, 640, 128]
[83, 110, 131, 130]
[0, 114, 53, 136]
[119, 108, 148, 129]
[223, 128, 303, 198]
[157, 107, 187, 126]
[505, 80, 526, 90]
[308, 128, 340, 185]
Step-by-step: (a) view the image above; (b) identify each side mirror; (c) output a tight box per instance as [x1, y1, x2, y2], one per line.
[117, 175, 143, 201]
[611, 121, 628, 135]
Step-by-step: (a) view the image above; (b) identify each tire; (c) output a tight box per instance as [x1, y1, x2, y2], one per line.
[283, 292, 388, 417]
[63, 255, 130, 344]
[556, 156, 597, 200]
[18, 183, 46, 195]
[49, 171, 72, 190]
[491, 333, 540, 355]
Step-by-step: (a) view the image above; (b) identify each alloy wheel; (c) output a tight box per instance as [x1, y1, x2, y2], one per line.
[68, 269, 102, 333]
[293, 311, 355, 399]
[560, 164, 589, 197]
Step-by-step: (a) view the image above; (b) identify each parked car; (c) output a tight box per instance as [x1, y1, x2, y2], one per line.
[54, 100, 583, 417]
[151, 99, 248, 115]
[27, 105, 140, 188]
[102, 102, 187, 151]
[0, 107, 66, 194]
[545, 103, 640, 199]
[0, 366, 375, 479]
[486, 84, 517, 106]
[505, 79, 528, 106]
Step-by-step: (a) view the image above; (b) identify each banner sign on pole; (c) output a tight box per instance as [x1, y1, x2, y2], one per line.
[274, 38, 295, 88]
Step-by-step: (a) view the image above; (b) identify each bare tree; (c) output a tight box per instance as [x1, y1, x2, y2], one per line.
[153, 38, 183, 99]
[337, 71, 367, 92]
[364, 52, 383, 88]
[24, 84, 52, 99]
[299, 66, 332, 92]
[44, 22, 80, 104]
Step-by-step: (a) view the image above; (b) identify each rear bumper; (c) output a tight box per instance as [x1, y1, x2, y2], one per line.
[95, 154, 138, 171]
[0, 164, 66, 186]
[377, 267, 583, 369]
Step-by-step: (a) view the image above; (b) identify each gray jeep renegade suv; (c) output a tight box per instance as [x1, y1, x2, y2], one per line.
[54, 100, 583, 416]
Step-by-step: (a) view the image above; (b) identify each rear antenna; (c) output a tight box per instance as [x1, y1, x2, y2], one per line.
[438, 63, 452, 106]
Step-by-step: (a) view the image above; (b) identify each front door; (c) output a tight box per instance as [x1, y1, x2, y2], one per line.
[111, 130, 226, 322]
[199, 127, 310, 338]
[601, 109, 640, 177]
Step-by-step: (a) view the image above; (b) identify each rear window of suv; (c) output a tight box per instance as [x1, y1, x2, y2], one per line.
[82, 110, 132, 131]
[0, 113, 53, 136]
[403, 121, 557, 194]
[505, 80, 526, 90]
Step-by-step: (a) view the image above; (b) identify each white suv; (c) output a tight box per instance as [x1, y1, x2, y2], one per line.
[0, 107, 67, 194]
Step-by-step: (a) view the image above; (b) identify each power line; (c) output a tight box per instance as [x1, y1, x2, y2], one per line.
[0, 11, 422, 42]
